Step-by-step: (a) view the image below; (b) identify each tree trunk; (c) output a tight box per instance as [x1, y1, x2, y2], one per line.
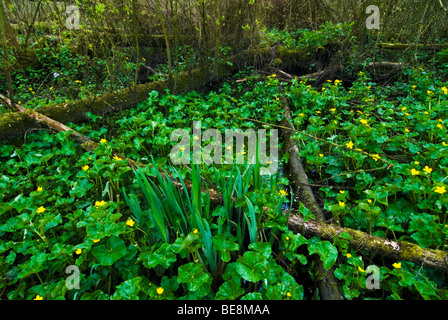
[288, 214, 448, 271]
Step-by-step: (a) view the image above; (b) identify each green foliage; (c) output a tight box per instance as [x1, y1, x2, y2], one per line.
[1, 52, 448, 300]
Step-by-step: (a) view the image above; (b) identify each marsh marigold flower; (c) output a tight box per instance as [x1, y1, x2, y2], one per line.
[126, 218, 135, 227]
[37, 206, 46, 214]
[423, 166, 433, 174]
[410, 168, 420, 176]
[393, 262, 402, 269]
[95, 200, 106, 207]
[434, 186, 446, 194]
[156, 287, 164, 295]
[345, 141, 354, 149]
[82, 165, 89, 171]
[37, 186, 43, 192]
[339, 201, 346, 207]
[75, 249, 82, 255]
[33, 295, 43, 300]
[100, 139, 107, 144]
[279, 190, 288, 196]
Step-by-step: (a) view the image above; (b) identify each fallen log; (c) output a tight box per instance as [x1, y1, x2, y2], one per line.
[379, 43, 446, 50]
[0, 45, 321, 142]
[278, 86, 344, 300]
[0, 93, 219, 201]
[288, 214, 448, 271]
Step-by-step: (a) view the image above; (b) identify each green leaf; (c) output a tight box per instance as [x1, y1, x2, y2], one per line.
[308, 240, 338, 270]
[235, 251, 269, 283]
[177, 262, 212, 292]
[111, 277, 142, 300]
[248, 242, 271, 259]
[140, 243, 177, 269]
[215, 278, 245, 300]
[212, 234, 239, 262]
[91, 236, 127, 266]
[69, 178, 93, 197]
[18, 253, 49, 279]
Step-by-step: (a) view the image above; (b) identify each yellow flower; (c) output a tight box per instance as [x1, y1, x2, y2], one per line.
[330, 108, 336, 112]
[442, 142, 448, 146]
[401, 107, 407, 111]
[126, 218, 135, 227]
[299, 113, 305, 117]
[414, 161, 420, 165]
[319, 154, 324, 157]
[286, 292, 292, 297]
[410, 168, 420, 176]
[423, 166, 433, 174]
[93, 239, 100, 243]
[279, 190, 288, 196]
[404, 128, 410, 133]
[358, 266, 365, 273]
[345, 141, 354, 149]
[316, 110, 321, 114]
[411, 85, 416, 89]
[33, 295, 44, 300]
[392, 262, 402, 269]
[339, 190, 345, 194]
[37, 206, 46, 214]
[427, 90, 433, 95]
[442, 86, 448, 94]
[268, 74, 276, 78]
[75, 249, 82, 255]
[437, 123, 444, 129]
[95, 200, 106, 207]
[434, 186, 446, 194]
[360, 119, 368, 125]
[75, 80, 82, 84]
[334, 79, 342, 85]
[371, 154, 381, 162]
[285, 236, 290, 241]
[100, 138, 107, 144]
[113, 155, 121, 161]
[346, 253, 352, 258]
[194, 136, 199, 140]
[37, 186, 43, 192]
[82, 165, 89, 171]
[156, 287, 164, 295]
[338, 201, 345, 207]
[193, 229, 198, 234]
[367, 199, 372, 203]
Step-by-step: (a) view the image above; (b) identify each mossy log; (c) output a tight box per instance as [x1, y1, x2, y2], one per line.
[379, 43, 446, 50]
[278, 86, 344, 300]
[288, 214, 448, 271]
[0, 67, 211, 141]
[0, 45, 320, 142]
